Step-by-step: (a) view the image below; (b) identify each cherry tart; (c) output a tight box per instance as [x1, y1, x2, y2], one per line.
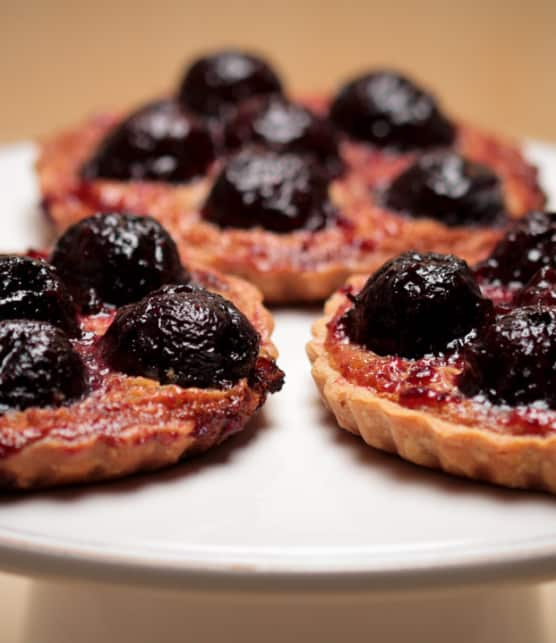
[308, 212, 556, 494]
[0, 213, 283, 490]
[37, 51, 544, 303]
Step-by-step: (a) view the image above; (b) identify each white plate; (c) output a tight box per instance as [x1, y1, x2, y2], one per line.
[0, 142, 555, 592]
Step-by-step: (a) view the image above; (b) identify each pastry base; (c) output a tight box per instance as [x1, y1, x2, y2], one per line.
[0, 269, 283, 490]
[307, 292, 556, 494]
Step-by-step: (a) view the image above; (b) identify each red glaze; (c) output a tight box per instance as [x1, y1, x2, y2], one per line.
[325, 276, 556, 436]
[0, 269, 283, 460]
[37, 98, 545, 303]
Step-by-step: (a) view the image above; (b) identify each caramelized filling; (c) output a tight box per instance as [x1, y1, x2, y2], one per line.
[326, 282, 556, 436]
[0, 269, 283, 457]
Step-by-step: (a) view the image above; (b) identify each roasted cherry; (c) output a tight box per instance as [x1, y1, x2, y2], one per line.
[202, 150, 335, 233]
[81, 99, 214, 183]
[50, 213, 189, 313]
[178, 50, 283, 118]
[458, 306, 556, 407]
[476, 211, 556, 285]
[0, 320, 87, 412]
[344, 252, 492, 358]
[383, 152, 505, 227]
[224, 96, 343, 178]
[0, 256, 79, 335]
[101, 284, 260, 389]
[330, 70, 455, 150]
[513, 267, 556, 307]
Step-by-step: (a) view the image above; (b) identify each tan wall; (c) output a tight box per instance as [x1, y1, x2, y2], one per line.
[1, 0, 555, 143]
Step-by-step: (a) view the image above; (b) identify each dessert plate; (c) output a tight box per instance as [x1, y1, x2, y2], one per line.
[0, 141, 555, 591]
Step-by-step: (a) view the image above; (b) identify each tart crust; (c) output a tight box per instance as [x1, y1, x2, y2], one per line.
[37, 105, 545, 303]
[0, 267, 283, 490]
[307, 279, 556, 494]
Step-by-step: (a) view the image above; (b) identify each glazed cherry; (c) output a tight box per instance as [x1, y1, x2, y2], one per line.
[0, 320, 87, 412]
[81, 100, 214, 183]
[344, 252, 492, 358]
[330, 70, 455, 150]
[178, 50, 283, 118]
[50, 213, 189, 313]
[0, 256, 79, 335]
[513, 267, 556, 307]
[224, 96, 343, 178]
[476, 211, 556, 285]
[384, 152, 505, 227]
[101, 284, 260, 389]
[202, 150, 336, 233]
[458, 306, 556, 407]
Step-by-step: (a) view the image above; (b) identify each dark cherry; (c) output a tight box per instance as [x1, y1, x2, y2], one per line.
[330, 70, 455, 150]
[178, 50, 283, 118]
[202, 150, 335, 233]
[81, 99, 214, 183]
[0, 320, 87, 412]
[224, 96, 343, 178]
[0, 256, 79, 335]
[383, 152, 505, 227]
[101, 284, 260, 389]
[344, 252, 493, 358]
[458, 306, 556, 407]
[513, 267, 556, 307]
[476, 211, 556, 285]
[50, 213, 189, 313]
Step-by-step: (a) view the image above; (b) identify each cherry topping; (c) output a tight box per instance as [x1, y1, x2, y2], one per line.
[476, 211, 556, 285]
[383, 152, 505, 227]
[459, 306, 556, 407]
[330, 70, 455, 150]
[178, 50, 283, 118]
[81, 100, 214, 183]
[344, 252, 492, 358]
[224, 96, 343, 178]
[101, 284, 260, 389]
[202, 150, 335, 233]
[0, 320, 87, 412]
[0, 256, 79, 335]
[513, 267, 556, 307]
[50, 213, 189, 313]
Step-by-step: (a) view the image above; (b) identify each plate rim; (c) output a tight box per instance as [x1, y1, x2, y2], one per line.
[1, 525, 556, 590]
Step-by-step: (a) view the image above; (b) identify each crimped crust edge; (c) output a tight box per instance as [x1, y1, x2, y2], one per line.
[307, 304, 556, 494]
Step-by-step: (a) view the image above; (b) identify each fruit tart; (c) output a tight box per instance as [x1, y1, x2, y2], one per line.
[308, 211, 556, 493]
[0, 213, 283, 490]
[37, 50, 545, 303]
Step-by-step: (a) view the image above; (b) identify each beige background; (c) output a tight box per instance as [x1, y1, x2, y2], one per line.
[1, 0, 556, 143]
[4, 573, 556, 643]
